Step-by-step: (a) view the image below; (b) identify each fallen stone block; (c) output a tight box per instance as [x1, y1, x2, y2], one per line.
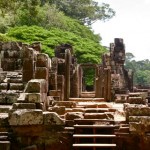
[24, 79, 47, 93]
[9, 109, 43, 125]
[65, 112, 84, 120]
[54, 101, 76, 108]
[25, 93, 45, 103]
[48, 106, 65, 115]
[84, 113, 109, 119]
[43, 112, 64, 125]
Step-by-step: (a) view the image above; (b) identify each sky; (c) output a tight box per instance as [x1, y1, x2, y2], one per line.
[92, 0, 150, 60]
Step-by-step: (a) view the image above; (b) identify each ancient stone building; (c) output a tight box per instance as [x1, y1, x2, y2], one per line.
[0, 39, 150, 150]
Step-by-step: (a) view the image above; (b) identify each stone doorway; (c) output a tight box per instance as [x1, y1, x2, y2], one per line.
[79, 64, 97, 98]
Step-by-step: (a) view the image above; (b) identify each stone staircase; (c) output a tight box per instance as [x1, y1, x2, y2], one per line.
[0, 71, 23, 105]
[0, 105, 12, 150]
[53, 97, 119, 150]
[73, 119, 117, 150]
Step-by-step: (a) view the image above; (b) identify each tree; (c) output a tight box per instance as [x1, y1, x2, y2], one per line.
[44, 0, 115, 25]
[125, 52, 150, 86]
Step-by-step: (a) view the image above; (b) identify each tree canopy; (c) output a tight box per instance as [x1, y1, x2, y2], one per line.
[125, 52, 150, 86]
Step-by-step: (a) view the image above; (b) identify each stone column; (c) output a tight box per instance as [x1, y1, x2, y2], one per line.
[22, 45, 35, 83]
[64, 49, 71, 101]
[95, 66, 103, 98]
[70, 64, 80, 98]
[104, 68, 111, 102]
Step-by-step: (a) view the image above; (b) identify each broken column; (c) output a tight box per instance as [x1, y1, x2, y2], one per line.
[22, 45, 36, 82]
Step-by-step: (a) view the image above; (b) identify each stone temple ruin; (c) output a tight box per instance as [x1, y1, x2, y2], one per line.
[0, 38, 150, 150]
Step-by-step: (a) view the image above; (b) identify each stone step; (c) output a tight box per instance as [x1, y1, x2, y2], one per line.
[69, 98, 105, 102]
[49, 90, 61, 97]
[73, 143, 116, 148]
[0, 136, 8, 141]
[74, 125, 117, 129]
[9, 83, 24, 91]
[84, 108, 109, 113]
[73, 134, 116, 138]
[76, 102, 112, 109]
[0, 132, 9, 136]
[0, 141, 11, 150]
[80, 92, 95, 98]
[74, 119, 114, 125]
[53, 101, 76, 108]
[118, 126, 129, 133]
[84, 112, 114, 120]
[0, 106, 12, 113]
[0, 113, 9, 127]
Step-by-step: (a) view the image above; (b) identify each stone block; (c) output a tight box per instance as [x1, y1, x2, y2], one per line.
[0, 113, 9, 127]
[65, 112, 84, 120]
[6, 91, 19, 104]
[25, 93, 46, 103]
[23, 70, 34, 82]
[24, 79, 47, 93]
[3, 50, 20, 58]
[127, 107, 150, 116]
[84, 113, 109, 119]
[129, 116, 150, 126]
[34, 67, 48, 80]
[12, 103, 36, 109]
[2, 42, 11, 50]
[53, 101, 76, 108]
[48, 106, 65, 115]
[9, 109, 43, 125]
[1, 58, 16, 71]
[49, 90, 61, 96]
[0, 83, 8, 90]
[127, 97, 146, 104]
[36, 53, 49, 67]
[9, 83, 24, 91]
[129, 122, 143, 132]
[23, 59, 34, 71]
[9, 78, 22, 83]
[43, 112, 64, 125]
[0, 141, 10, 150]
[11, 42, 21, 51]
[23, 47, 34, 59]
[0, 92, 6, 104]
[0, 105, 12, 113]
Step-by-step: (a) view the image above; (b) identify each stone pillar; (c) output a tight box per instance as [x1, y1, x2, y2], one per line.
[49, 58, 58, 90]
[64, 49, 71, 101]
[103, 68, 111, 102]
[95, 66, 105, 98]
[22, 45, 35, 82]
[70, 65, 79, 98]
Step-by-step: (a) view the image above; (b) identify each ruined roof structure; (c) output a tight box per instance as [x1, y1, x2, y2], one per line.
[0, 39, 150, 150]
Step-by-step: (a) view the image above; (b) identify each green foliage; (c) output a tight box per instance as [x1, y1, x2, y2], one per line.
[135, 70, 150, 86]
[47, 0, 115, 25]
[125, 53, 150, 86]
[7, 26, 106, 63]
[0, 33, 15, 42]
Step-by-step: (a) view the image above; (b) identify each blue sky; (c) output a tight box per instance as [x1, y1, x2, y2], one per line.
[92, 0, 150, 60]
